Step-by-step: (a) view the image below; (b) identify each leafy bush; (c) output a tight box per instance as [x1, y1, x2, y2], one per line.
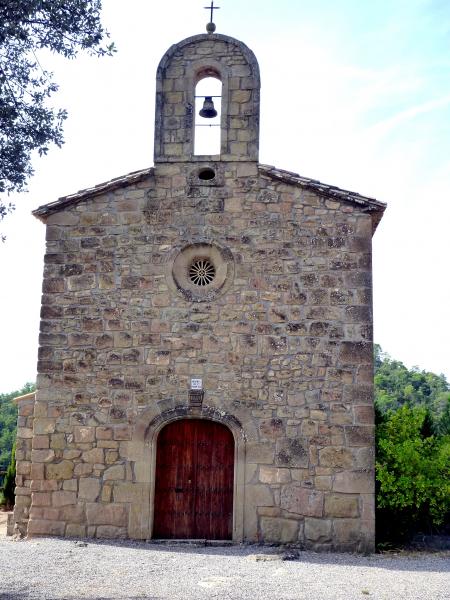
[376, 404, 450, 542]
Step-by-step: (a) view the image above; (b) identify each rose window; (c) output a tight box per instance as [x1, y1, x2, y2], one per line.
[189, 259, 216, 286]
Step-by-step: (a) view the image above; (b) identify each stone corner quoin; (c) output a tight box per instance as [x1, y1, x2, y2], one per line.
[12, 28, 384, 553]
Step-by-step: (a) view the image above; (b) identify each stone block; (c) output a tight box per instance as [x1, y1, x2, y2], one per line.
[18, 401, 35, 417]
[260, 517, 298, 543]
[6, 512, 14, 536]
[31, 492, 51, 507]
[315, 476, 332, 491]
[32, 435, 50, 449]
[103, 465, 125, 481]
[50, 433, 66, 450]
[113, 425, 132, 440]
[276, 438, 308, 467]
[301, 420, 318, 436]
[31, 449, 55, 463]
[32, 479, 58, 492]
[324, 494, 359, 518]
[42, 278, 65, 293]
[46, 212, 79, 226]
[46, 461, 74, 480]
[33, 401, 48, 417]
[128, 503, 151, 539]
[96, 525, 127, 539]
[304, 518, 332, 542]
[318, 447, 354, 469]
[63, 479, 78, 491]
[74, 426, 95, 443]
[28, 519, 66, 536]
[246, 442, 274, 464]
[113, 482, 148, 504]
[345, 426, 374, 446]
[52, 491, 77, 507]
[333, 518, 361, 543]
[86, 503, 128, 526]
[259, 466, 291, 484]
[78, 478, 101, 501]
[82, 448, 104, 464]
[16, 461, 31, 475]
[96, 426, 113, 440]
[64, 449, 82, 460]
[105, 450, 119, 464]
[30, 507, 59, 520]
[66, 524, 86, 537]
[17, 427, 33, 439]
[333, 470, 374, 494]
[281, 485, 323, 517]
[58, 504, 85, 523]
[339, 341, 372, 365]
[259, 418, 284, 439]
[354, 405, 375, 424]
[34, 418, 56, 435]
[102, 484, 112, 502]
[245, 484, 274, 508]
[354, 447, 374, 470]
[343, 384, 373, 404]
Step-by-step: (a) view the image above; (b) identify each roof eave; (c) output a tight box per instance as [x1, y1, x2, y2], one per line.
[32, 167, 154, 222]
[258, 164, 386, 232]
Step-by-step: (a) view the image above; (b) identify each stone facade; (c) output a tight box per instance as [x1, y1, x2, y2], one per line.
[12, 31, 385, 551]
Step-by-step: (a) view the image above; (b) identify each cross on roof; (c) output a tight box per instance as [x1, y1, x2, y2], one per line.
[204, 1, 220, 23]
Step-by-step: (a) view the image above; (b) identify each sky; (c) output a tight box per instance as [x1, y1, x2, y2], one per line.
[1, 0, 450, 392]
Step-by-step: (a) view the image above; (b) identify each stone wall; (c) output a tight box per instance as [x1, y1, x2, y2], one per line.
[12, 393, 35, 537]
[16, 160, 378, 551]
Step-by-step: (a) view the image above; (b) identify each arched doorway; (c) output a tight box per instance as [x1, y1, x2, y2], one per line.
[153, 419, 234, 540]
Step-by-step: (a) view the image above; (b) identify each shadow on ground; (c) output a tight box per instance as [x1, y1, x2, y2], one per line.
[5, 535, 448, 574]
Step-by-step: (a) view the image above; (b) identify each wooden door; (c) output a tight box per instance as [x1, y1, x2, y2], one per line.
[153, 419, 234, 539]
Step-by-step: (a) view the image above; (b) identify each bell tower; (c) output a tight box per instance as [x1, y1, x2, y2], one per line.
[154, 26, 260, 162]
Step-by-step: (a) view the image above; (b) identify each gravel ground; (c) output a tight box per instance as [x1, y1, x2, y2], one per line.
[0, 532, 449, 600]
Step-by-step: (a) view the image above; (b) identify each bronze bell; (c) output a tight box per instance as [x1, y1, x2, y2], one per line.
[199, 96, 217, 119]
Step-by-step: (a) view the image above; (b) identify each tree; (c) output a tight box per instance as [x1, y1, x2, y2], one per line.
[374, 344, 450, 429]
[0, 0, 115, 222]
[1, 440, 16, 508]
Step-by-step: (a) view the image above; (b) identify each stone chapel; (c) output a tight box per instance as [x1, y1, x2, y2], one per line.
[12, 22, 385, 551]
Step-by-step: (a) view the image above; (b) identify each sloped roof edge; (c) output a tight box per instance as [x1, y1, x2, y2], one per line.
[13, 391, 36, 404]
[32, 167, 154, 221]
[259, 164, 385, 233]
[259, 164, 386, 211]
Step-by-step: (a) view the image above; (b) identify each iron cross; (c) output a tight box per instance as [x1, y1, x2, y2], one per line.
[204, 1, 220, 23]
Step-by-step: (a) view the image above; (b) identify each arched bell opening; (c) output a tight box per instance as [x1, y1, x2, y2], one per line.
[194, 72, 222, 156]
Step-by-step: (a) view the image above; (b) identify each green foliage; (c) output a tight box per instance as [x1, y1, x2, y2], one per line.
[0, 0, 115, 221]
[374, 348, 450, 542]
[0, 382, 34, 468]
[374, 344, 450, 433]
[1, 440, 16, 508]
